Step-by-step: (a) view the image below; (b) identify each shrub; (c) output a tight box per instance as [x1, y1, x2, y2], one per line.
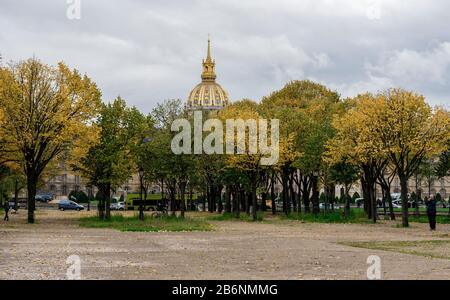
[352, 192, 360, 203]
[319, 192, 326, 203]
[69, 190, 89, 203]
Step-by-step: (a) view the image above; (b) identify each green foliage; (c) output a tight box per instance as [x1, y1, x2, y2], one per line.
[0, 59, 102, 224]
[329, 162, 360, 188]
[95, 190, 105, 202]
[284, 209, 370, 224]
[319, 192, 326, 203]
[436, 143, 450, 178]
[72, 97, 149, 198]
[207, 212, 265, 222]
[79, 214, 212, 232]
[409, 215, 450, 224]
[68, 190, 89, 203]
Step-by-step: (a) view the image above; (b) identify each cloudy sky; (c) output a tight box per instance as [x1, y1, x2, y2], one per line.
[1, 0, 449, 113]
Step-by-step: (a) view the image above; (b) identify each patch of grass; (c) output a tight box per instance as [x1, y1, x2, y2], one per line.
[388, 208, 449, 213]
[282, 209, 372, 224]
[79, 213, 213, 232]
[340, 240, 450, 260]
[207, 212, 265, 222]
[409, 215, 450, 224]
[391, 216, 450, 226]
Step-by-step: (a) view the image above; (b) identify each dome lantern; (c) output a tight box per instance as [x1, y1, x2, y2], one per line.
[187, 37, 230, 110]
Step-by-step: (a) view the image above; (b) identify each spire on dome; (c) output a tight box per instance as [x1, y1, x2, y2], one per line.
[201, 36, 216, 82]
[206, 34, 212, 62]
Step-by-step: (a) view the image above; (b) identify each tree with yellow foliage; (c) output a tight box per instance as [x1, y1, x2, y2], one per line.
[328, 90, 450, 226]
[0, 59, 101, 223]
[219, 100, 264, 221]
[260, 80, 339, 214]
[326, 94, 387, 222]
[374, 89, 450, 227]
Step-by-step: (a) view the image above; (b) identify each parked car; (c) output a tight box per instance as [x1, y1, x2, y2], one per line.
[58, 200, 84, 211]
[390, 200, 402, 208]
[110, 201, 125, 211]
[35, 194, 53, 202]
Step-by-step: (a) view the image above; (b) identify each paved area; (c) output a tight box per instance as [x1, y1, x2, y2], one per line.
[1, 210, 450, 279]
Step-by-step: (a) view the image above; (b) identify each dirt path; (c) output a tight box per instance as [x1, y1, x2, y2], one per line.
[1, 210, 450, 280]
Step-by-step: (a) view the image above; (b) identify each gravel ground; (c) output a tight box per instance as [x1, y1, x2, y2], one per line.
[1, 210, 450, 280]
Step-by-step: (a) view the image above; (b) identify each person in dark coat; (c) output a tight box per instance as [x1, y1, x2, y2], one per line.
[426, 195, 437, 231]
[3, 201, 10, 221]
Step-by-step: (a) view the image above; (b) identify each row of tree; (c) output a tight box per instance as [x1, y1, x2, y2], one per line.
[1, 58, 449, 226]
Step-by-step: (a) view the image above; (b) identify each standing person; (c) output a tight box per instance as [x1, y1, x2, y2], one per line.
[426, 195, 437, 231]
[3, 200, 10, 221]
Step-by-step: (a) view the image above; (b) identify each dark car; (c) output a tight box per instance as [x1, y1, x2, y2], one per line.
[58, 200, 84, 211]
[35, 194, 53, 202]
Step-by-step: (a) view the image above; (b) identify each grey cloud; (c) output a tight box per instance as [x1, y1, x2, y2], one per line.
[0, 0, 449, 113]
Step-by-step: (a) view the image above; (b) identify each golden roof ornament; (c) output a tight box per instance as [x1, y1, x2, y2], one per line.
[187, 37, 231, 110]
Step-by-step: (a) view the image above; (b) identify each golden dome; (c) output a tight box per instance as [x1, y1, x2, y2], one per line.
[187, 38, 231, 110]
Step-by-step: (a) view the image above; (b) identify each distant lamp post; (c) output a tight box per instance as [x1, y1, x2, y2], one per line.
[138, 167, 145, 221]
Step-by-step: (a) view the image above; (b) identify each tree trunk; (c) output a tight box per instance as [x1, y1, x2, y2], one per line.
[105, 183, 111, 220]
[203, 192, 206, 212]
[289, 172, 296, 213]
[180, 181, 186, 218]
[225, 186, 231, 213]
[399, 175, 409, 227]
[170, 185, 176, 217]
[414, 187, 420, 217]
[281, 167, 290, 215]
[302, 177, 311, 213]
[311, 175, 320, 215]
[271, 173, 276, 215]
[261, 192, 267, 212]
[361, 176, 370, 218]
[210, 186, 215, 213]
[245, 192, 250, 214]
[98, 186, 104, 220]
[344, 186, 351, 219]
[14, 179, 19, 211]
[236, 189, 241, 218]
[448, 196, 450, 218]
[329, 184, 336, 211]
[381, 187, 387, 217]
[371, 183, 377, 223]
[252, 182, 258, 221]
[26, 174, 37, 224]
[387, 191, 395, 220]
[217, 185, 223, 213]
